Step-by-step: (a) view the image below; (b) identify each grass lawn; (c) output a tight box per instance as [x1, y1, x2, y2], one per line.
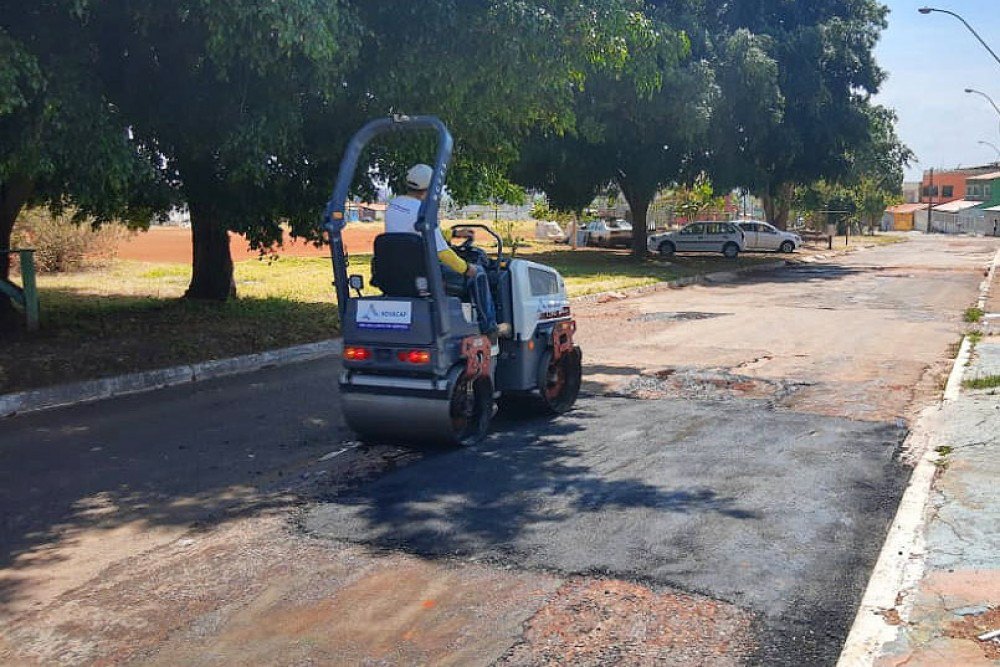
[0, 235, 862, 394]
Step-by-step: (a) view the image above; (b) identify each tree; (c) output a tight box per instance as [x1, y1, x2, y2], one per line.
[1, 5, 165, 323]
[847, 106, 913, 233]
[511, 6, 711, 256]
[84, 0, 361, 300]
[704, 0, 891, 228]
[671, 173, 727, 222]
[82, 1, 661, 300]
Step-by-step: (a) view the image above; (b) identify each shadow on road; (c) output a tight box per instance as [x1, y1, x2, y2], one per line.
[0, 360, 353, 613]
[717, 262, 869, 288]
[308, 402, 759, 560]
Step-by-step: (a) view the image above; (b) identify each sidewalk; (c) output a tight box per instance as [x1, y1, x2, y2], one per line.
[839, 248, 1000, 666]
[871, 338, 1000, 666]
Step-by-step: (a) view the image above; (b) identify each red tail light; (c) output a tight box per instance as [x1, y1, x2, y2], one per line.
[344, 346, 371, 361]
[397, 349, 431, 364]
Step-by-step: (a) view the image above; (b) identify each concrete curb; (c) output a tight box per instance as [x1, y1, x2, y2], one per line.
[837, 245, 1000, 667]
[0, 339, 343, 419]
[978, 248, 1000, 312]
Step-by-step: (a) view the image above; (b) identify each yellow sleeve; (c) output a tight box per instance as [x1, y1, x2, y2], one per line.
[437, 248, 468, 274]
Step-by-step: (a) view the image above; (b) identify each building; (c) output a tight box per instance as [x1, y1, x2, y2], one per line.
[911, 166, 1000, 234]
[358, 202, 387, 222]
[884, 203, 925, 231]
[902, 182, 921, 204]
[344, 202, 388, 223]
[929, 171, 1000, 234]
[931, 199, 982, 233]
[919, 166, 996, 204]
[964, 171, 1000, 207]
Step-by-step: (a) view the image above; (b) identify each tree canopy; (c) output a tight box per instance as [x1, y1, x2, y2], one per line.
[511, 5, 708, 255]
[705, 0, 892, 227]
[1, 2, 166, 318]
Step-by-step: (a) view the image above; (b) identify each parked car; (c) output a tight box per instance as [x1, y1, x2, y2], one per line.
[647, 221, 745, 258]
[582, 219, 633, 247]
[535, 220, 567, 243]
[735, 220, 802, 253]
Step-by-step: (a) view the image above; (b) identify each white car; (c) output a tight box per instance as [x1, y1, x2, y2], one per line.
[535, 220, 567, 242]
[582, 219, 633, 247]
[735, 220, 801, 253]
[648, 221, 745, 258]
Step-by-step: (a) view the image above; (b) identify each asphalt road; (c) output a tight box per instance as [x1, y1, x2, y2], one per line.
[307, 397, 908, 664]
[2, 234, 997, 666]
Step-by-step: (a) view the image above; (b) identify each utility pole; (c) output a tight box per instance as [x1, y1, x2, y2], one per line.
[926, 168, 935, 234]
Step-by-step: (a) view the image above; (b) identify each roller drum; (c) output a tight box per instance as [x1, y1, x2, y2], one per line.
[341, 391, 457, 444]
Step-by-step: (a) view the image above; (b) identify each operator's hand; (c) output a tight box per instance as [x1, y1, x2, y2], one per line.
[465, 264, 478, 278]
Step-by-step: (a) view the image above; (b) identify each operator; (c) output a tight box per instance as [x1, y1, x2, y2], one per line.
[385, 164, 510, 338]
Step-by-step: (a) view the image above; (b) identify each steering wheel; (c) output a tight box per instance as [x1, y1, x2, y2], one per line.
[452, 236, 490, 267]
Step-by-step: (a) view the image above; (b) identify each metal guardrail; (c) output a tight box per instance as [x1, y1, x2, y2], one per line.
[1, 249, 39, 331]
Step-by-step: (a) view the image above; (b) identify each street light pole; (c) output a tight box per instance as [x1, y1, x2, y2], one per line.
[965, 88, 1000, 137]
[920, 7, 1000, 69]
[978, 140, 1000, 163]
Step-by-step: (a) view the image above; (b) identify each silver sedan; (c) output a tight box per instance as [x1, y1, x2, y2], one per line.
[735, 220, 802, 253]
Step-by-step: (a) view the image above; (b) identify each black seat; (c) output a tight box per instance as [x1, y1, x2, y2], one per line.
[371, 233, 428, 297]
[370, 232, 468, 299]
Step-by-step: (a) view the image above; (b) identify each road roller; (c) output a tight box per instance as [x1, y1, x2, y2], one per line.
[322, 115, 582, 446]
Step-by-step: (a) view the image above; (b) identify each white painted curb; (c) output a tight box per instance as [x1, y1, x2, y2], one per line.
[944, 337, 973, 402]
[0, 339, 343, 419]
[978, 248, 1000, 311]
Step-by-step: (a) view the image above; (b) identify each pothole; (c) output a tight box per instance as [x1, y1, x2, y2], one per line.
[629, 311, 732, 323]
[613, 367, 813, 401]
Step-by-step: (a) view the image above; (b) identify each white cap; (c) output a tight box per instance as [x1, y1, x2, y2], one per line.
[406, 164, 433, 191]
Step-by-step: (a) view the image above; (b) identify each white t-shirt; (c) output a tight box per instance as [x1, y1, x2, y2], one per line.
[385, 196, 449, 252]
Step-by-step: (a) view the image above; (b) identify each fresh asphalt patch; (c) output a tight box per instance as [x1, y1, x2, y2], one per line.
[305, 396, 909, 665]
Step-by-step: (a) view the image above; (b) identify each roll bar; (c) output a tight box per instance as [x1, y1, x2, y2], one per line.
[449, 224, 504, 263]
[323, 115, 454, 337]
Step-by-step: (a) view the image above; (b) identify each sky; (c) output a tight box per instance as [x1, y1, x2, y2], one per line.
[876, 1, 1000, 180]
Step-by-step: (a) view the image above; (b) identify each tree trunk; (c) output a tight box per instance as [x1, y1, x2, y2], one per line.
[762, 183, 794, 230]
[0, 176, 34, 326]
[618, 178, 652, 258]
[184, 198, 236, 300]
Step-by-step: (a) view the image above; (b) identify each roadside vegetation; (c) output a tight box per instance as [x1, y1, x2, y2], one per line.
[963, 374, 1000, 391]
[964, 307, 985, 324]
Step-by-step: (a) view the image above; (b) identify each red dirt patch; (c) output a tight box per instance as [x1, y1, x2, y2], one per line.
[116, 225, 380, 263]
[1, 516, 561, 666]
[500, 578, 755, 666]
[946, 607, 1000, 661]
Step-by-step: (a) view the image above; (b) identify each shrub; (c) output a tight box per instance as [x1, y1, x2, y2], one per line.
[495, 218, 526, 255]
[11, 209, 131, 273]
[963, 307, 984, 324]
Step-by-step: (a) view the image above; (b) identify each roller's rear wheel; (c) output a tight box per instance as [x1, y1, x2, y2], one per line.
[538, 346, 582, 414]
[448, 375, 493, 446]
